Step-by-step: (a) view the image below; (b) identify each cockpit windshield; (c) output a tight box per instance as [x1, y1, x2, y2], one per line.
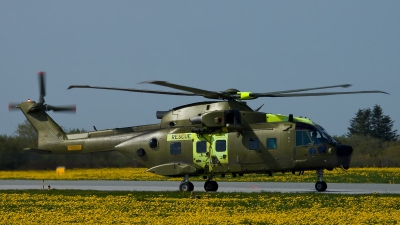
[312, 124, 338, 144]
[296, 123, 338, 145]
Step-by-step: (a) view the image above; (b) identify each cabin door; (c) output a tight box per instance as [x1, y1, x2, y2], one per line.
[209, 133, 229, 173]
[293, 130, 311, 165]
[192, 134, 210, 169]
[243, 130, 265, 171]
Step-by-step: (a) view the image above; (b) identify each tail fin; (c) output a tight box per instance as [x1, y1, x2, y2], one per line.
[17, 101, 66, 148]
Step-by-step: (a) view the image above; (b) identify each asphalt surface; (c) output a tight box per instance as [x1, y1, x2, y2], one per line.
[1, 180, 400, 194]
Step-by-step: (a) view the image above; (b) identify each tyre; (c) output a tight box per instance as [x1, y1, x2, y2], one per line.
[315, 181, 327, 192]
[204, 180, 219, 192]
[179, 182, 194, 192]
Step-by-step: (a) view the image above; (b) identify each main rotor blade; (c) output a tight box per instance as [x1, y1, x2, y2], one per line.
[140, 81, 220, 99]
[257, 84, 352, 95]
[38, 71, 46, 103]
[254, 90, 389, 97]
[68, 85, 200, 96]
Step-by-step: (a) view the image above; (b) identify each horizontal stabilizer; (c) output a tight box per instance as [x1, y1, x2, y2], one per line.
[23, 148, 51, 154]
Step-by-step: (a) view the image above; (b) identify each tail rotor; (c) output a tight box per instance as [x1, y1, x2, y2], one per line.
[9, 72, 76, 113]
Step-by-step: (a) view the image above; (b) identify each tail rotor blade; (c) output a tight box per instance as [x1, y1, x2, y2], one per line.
[8, 102, 20, 111]
[9, 71, 77, 114]
[46, 104, 76, 113]
[38, 71, 46, 103]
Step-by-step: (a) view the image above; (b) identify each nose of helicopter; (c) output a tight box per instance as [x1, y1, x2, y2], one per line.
[336, 144, 353, 169]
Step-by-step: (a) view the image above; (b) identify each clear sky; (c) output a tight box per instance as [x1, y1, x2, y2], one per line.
[1, 1, 399, 137]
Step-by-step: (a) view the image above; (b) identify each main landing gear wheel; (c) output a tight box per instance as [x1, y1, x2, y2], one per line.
[315, 181, 327, 192]
[179, 174, 194, 192]
[204, 180, 218, 192]
[179, 181, 194, 192]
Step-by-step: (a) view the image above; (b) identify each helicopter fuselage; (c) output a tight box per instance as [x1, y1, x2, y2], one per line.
[14, 72, 386, 192]
[20, 100, 352, 179]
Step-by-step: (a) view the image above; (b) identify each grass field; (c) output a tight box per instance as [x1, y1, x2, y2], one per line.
[1, 190, 400, 224]
[1, 168, 400, 224]
[0, 167, 399, 183]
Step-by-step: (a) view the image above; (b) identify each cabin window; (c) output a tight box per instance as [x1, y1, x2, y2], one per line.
[248, 138, 259, 150]
[215, 140, 226, 152]
[296, 131, 312, 146]
[170, 142, 181, 155]
[196, 141, 207, 153]
[267, 138, 277, 149]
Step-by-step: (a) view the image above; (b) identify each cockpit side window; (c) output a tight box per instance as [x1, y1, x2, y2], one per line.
[296, 130, 312, 146]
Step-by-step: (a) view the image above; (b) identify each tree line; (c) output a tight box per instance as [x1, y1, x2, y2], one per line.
[0, 104, 399, 169]
[335, 105, 399, 167]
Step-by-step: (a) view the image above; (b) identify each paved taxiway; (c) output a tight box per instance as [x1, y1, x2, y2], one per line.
[1, 180, 399, 194]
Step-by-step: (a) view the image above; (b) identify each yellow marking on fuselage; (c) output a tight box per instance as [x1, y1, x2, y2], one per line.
[167, 133, 193, 141]
[67, 145, 82, 151]
[266, 113, 314, 125]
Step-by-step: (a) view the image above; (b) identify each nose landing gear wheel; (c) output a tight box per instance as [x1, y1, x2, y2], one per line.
[204, 180, 218, 192]
[315, 181, 327, 192]
[179, 181, 194, 192]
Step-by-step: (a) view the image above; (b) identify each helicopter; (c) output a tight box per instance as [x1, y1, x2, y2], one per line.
[10, 72, 388, 192]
